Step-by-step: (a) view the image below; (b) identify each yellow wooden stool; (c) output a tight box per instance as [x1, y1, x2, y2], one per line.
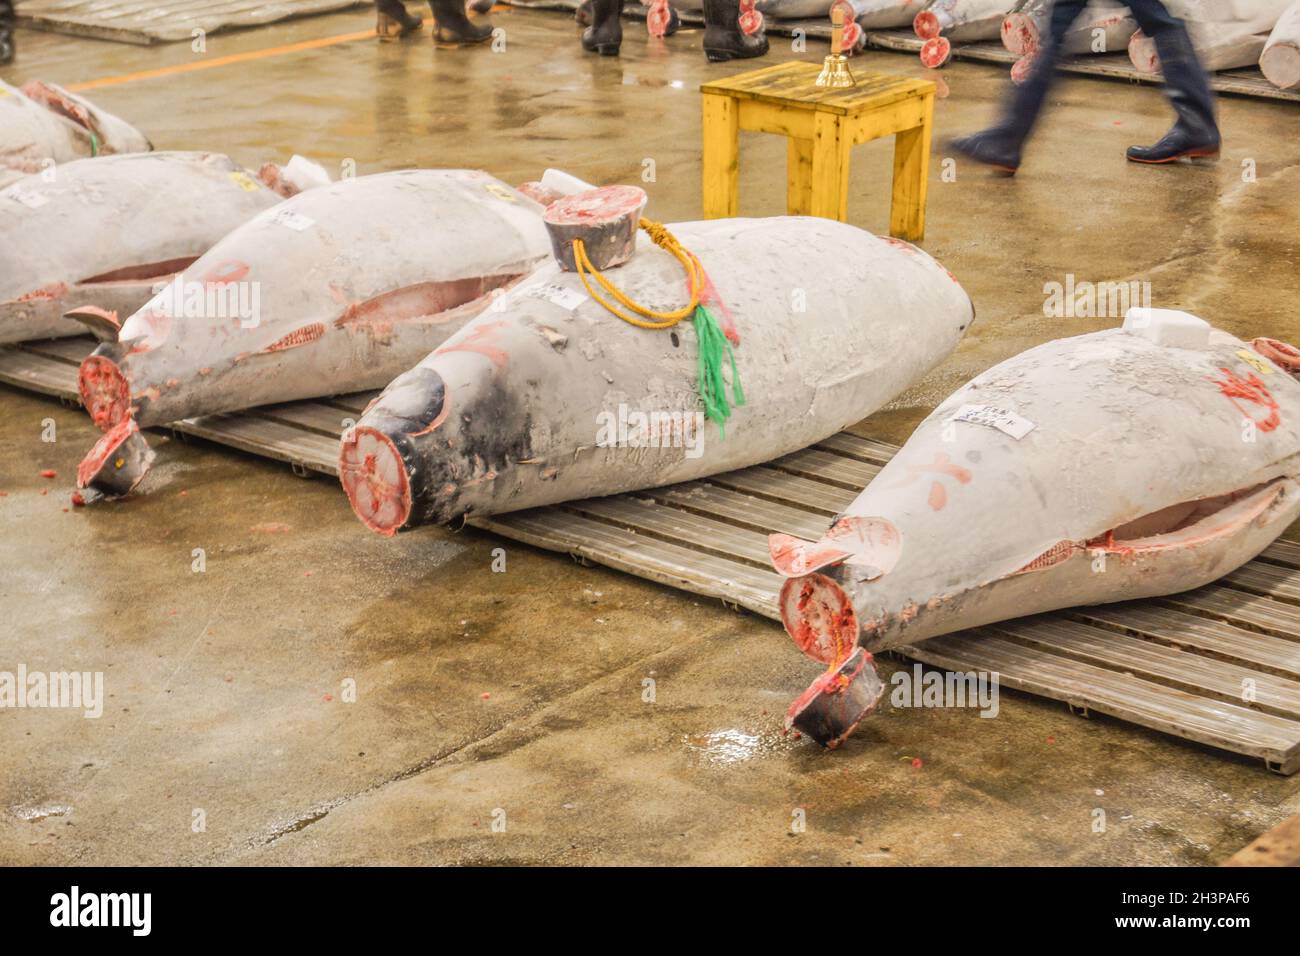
[700, 61, 936, 241]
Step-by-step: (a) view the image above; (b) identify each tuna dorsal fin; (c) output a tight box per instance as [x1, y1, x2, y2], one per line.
[769, 516, 903, 579]
[64, 305, 121, 342]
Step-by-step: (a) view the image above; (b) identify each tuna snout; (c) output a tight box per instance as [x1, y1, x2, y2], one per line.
[339, 366, 449, 535]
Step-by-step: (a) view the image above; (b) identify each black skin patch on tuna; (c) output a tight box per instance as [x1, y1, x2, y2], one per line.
[373, 366, 446, 434]
[376, 374, 532, 528]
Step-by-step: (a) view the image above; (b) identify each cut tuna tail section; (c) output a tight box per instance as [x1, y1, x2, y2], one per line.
[77, 417, 154, 499]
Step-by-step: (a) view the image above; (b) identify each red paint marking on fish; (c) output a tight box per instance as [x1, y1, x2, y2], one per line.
[1212, 367, 1281, 432]
[894, 451, 973, 510]
[202, 259, 251, 286]
[435, 320, 511, 368]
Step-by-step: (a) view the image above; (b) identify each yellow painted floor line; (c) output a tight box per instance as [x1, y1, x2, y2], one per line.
[66, 28, 379, 93]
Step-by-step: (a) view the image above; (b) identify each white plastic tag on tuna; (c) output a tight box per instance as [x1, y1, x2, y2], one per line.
[1261, 1, 1300, 89]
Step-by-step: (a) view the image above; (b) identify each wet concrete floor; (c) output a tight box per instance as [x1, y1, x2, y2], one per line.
[2, 8, 1299, 865]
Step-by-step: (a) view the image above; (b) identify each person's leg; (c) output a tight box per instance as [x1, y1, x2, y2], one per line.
[702, 0, 767, 63]
[428, 0, 493, 43]
[1, 0, 14, 66]
[582, 0, 623, 55]
[1125, 0, 1219, 163]
[950, 0, 1088, 173]
[376, 0, 423, 36]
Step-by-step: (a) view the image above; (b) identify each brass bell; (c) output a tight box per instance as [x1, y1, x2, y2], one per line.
[816, 7, 857, 89]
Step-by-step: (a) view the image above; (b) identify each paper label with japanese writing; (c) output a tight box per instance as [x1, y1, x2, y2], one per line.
[2, 185, 48, 209]
[271, 209, 315, 232]
[522, 281, 586, 312]
[951, 403, 1036, 440]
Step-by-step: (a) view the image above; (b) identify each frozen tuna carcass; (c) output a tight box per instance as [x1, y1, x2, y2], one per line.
[1002, 0, 1130, 57]
[76, 169, 572, 498]
[0, 151, 304, 345]
[1006, 4, 1137, 84]
[771, 310, 1300, 746]
[829, 0, 931, 53]
[0, 80, 151, 187]
[1261, 1, 1300, 89]
[914, 0, 1022, 68]
[339, 215, 973, 535]
[1129, 0, 1294, 73]
[638, 0, 833, 16]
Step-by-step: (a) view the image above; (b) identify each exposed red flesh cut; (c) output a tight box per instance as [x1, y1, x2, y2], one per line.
[79, 353, 131, 431]
[339, 426, 411, 536]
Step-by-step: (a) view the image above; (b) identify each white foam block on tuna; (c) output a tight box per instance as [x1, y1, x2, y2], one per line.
[771, 311, 1300, 746]
[1129, 0, 1293, 72]
[1261, 1, 1300, 88]
[339, 217, 974, 535]
[0, 80, 150, 187]
[0, 152, 287, 345]
[78, 169, 557, 445]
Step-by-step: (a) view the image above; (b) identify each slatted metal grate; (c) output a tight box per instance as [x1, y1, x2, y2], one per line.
[4, 335, 1299, 773]
[15, 0, 369, 45]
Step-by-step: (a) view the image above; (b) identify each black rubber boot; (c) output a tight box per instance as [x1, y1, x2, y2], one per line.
[376, 0, 424, 35]
[468, 0, 494, 12]
[582, 0, 623, 54]
[702, 0, 767, 63]
[428, 0, 493, 43]
[950, 130, 1022, 175]
[1, 0, 14, 65]
[949, 0, 1086, 174]
[1127, 26, 1220, 164]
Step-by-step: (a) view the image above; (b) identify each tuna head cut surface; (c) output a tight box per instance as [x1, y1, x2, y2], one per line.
[0, 80, 151, 186]
[770, 310, 1300, 747]
[76, 169, 554, 497]
[914, 0, 1022, 67]
[340, 216, 973, 535]
[1, 151, 289, 345]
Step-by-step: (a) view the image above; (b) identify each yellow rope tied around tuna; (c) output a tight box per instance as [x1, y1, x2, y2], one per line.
[572, 218, 745, 431]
